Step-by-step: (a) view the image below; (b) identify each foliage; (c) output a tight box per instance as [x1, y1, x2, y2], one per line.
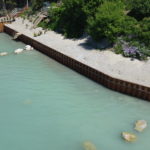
[20, 8, 33, 18]
[46, 0, 87, 38]
[83, 0, 104, 18]
[31, 0, 59, 12]
[31, 0, 44, 12]
[0, 0, 31, 10]
[5, 0, 17, 10]
[138, 18, 150, 48]
[38, 2, 64, 31]
[47, 3, 64, 30]
[114, 37, 150, 60]
[87, 1, 127, 42]
[60, 0, 87, 38]
[128, 0, 150, 20]
[5, 0, 150, 60]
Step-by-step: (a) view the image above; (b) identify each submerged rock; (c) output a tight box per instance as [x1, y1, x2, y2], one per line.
[0, 52, 8, 56]
[122, 132, 137, 142]
[135, 120, 147, 132]
[83, 141, 96, 150]
[23, 100, 32, 105]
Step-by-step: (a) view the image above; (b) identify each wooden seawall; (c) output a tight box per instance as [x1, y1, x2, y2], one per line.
[4, 25, 150, 101]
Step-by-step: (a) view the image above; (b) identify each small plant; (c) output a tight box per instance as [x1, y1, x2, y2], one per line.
[33, 32, 37, 37]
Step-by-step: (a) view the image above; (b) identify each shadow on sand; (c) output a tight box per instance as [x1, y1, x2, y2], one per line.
[78, 35, 112, 51]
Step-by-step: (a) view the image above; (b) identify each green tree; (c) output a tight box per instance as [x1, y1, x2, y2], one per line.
[49, 0, 87, 38]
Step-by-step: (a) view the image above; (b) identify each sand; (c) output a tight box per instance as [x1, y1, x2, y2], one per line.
[5, 18, 150, 87]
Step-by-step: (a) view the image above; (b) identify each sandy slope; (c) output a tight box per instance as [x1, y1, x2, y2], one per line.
[5, 18, 150, 87]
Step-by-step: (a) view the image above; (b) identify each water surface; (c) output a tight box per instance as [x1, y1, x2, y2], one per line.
[0, 33, 150, 150]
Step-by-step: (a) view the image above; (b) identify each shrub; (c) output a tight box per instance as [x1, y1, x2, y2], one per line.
[83, 0, 104, 18]
[38, 20, 48, 29]
[121, 16, 139, 36]
[47, 3, 65, 31]
[128, 0, 150, 20]
[57, 0, 87, 38]
[42, 0, 87, 38]
[83, 0, 125, 27]
[5, 0, 17, 10]
[138, 18, 150, 48]
[20, 8, 33, 18]
[114, 37, 150, 60]
[87, 1, 127, 42]
[31, 0, 44, 12]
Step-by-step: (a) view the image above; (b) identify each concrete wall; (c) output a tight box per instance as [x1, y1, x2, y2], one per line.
[4, 25, 150, 101]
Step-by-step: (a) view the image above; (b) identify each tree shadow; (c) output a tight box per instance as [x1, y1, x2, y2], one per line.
[78, 36, 112, 50]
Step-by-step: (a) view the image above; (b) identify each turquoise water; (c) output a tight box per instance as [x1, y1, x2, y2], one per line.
[0, 33, 150, 150]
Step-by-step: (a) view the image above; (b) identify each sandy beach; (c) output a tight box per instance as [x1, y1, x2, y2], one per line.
[5, 18, 150, 87]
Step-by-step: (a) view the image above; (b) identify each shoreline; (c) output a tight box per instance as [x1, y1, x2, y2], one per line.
[3, 18, 150, 101]
[5, 18, 150, 88]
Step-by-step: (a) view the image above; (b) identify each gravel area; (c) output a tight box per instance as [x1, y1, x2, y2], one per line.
[5, 18, 150, 87]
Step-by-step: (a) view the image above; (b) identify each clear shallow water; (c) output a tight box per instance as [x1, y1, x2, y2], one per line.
[0, 33, 150, 150]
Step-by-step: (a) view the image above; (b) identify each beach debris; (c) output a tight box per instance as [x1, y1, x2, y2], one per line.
[134, 120, 147, 132]
[0, 52, 8, 56]
[14, 48, 24, 54]
[122, 132, 137, 142]
[83, 141, 96, 150]
[25, 45, 33, 51]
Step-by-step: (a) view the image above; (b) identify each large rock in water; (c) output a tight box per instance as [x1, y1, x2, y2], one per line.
[135, 120, 147, 132]
[122, 132, 137, 142]
[83, 141, 96, 150]
[14, 48, 24, 54]
[0, 52, 8, 56]
[25, 45, 33, 51]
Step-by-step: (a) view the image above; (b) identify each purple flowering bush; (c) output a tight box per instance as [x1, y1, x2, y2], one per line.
[123, 45, 139, 57]
[114, 37, 149, 60]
